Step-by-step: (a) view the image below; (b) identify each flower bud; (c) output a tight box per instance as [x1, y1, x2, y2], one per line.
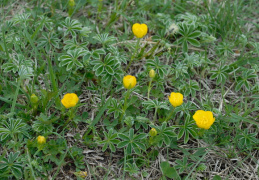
[79, 171, 87, 178]
[149, 128, 157, 137]
[69, 0, 75, 7]
[30, 94, 39, 104]
[149, 69, 155, 78]
[37, 136, 46, 145]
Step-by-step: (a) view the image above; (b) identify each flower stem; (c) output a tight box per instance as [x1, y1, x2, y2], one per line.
[62, 108, 75, 128]
[119, 89, 131, 125]
[147, 78, 153, 99]
[165, 107, 175, 122]
[125, 38, 141, 72]
[153, 107, 158, 122]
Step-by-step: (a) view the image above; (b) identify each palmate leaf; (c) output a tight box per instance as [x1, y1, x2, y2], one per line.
[61, 17, 82, 37]
[150, 122, 176, 147]
[64, 38, 88, 51]
[99, 129, 119, 152]
[210, 64, 229, 85]
[235, 69, 257, 91]
[37, 32, 60, 51]
[107, 98, 123, 118]
[176, 115, 197, 144]
[118, 129, 147, 154]
[32, 118, 54, 134]
[12, 13, 31, 25]
[1, 54, 33, 74]
[1, 62, 18, 73]
[93, 33, 117, 46]
[176, 23, 201, 52]
[0, 152, 23, 179]
[146, 57, 168, 78]
[180, 80, 200, 97]
[142, 100, 169, 110]
[18, 65, 34, 79]
[0, 118, 26, 141]
[173, 61, 188, 79]
[58, 49, 87, 71]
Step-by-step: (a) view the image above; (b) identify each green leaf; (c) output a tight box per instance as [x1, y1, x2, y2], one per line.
[188, 38, 200, 47]
[95, 65, 104, 76]
[188, 31, 201, 38]
[183, 40, 188, 52]
[133, 133, 147, 140]
[109, 143, 116, 152]
[160, 161, 180, 179]
[102, 143, 108, 152]
[118, 134, 130, 141]
[177, 128, 184, 140]
[105, 65, 114, 75]
[213, 175, 222, 180]
[74, 60, 84, 68]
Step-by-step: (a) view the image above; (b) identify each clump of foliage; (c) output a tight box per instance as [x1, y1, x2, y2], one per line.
[0, 0, 258, 179]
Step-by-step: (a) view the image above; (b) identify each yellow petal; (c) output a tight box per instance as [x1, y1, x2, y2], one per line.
[61, 93, 79, 108]
[168, 92, 183, 107]
[123, 75, 137, 89]
[132, 23, 148, 38]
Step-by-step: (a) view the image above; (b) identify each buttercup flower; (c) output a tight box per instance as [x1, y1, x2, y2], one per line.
[149, 69, 156, 78]
[168, 92, 183, 107]
[149, 128, 158, 137]
[193, 110, 215, 130]
[37, 136, 46, 144]
[132, 23, 148, 38]
[61, 93, 79, 108]
[123, 75, 137, 89]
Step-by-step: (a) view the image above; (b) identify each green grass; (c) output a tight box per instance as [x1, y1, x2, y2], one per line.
[0, 0, 258, 179]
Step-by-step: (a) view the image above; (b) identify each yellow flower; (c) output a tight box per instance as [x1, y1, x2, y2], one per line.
[168, 92, 183, 107]
[30, 94, 39, 104]
[61, 93, 79, 108]
[37, 136, 46, 144]
[132, 23, 148, 38]
[123, 75, 137, 89]
[149, 128, 158, 137]
[193, 110, 215, 130]
[149, 69, 155, 78]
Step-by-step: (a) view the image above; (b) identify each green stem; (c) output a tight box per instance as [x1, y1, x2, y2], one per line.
[11, 78, 22, 115]
[165, 107, 175, 122]
[33, 149, 40, 158]
[153, 107, 158, 122]
[26, 148, 36, 179]
[62, 108, 75, 128]
[125, 38, 141, 72]
[147, 78, 153, 99]
[119, 90, 131, 125]
[122, 148, 127, 180]
[2, 30, 9, 61]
